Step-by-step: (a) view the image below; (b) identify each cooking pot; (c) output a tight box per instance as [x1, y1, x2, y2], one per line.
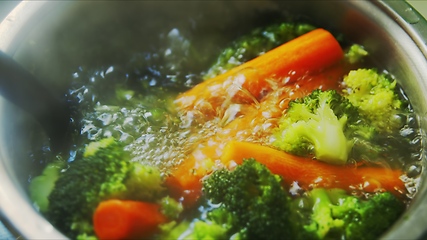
[1, 1, 427, 239]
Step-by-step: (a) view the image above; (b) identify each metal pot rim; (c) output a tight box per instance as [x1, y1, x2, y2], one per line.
[0, 1, 427, 239]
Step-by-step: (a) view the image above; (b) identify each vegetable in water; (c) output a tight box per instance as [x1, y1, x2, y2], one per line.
[342, 68, 418, 164]
[29, 160, 64, 213]
[273, 89, 357, 164]
[162, 159, 293, 240]
[345, 44, 368, 64]
[290, 188, 405, 240]
[273, 68, 414, 165]
[93, 199, 167, 239]
[343, 68, 406, 133]
[158, 207, 237, 239]
[175, 28, 344, 115]
[220, 141, 406, 196]
[203, 159, 292, 240]
[165, 28, 346, 207]
[45, 137, 166, 239]
[28, 22, 421, 240]
[203, 22, 316, 79]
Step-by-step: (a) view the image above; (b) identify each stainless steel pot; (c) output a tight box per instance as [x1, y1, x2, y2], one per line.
[1, 1, 427, 239]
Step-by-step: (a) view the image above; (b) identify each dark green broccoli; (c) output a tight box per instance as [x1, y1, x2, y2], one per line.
[45, 137, 166, 239]
[290, 188, 405, 240]
[202, 158, 292, 240]
[273, 89, 370, 165]
[157, 159, 290, 239]
[203, 22, 315, 79]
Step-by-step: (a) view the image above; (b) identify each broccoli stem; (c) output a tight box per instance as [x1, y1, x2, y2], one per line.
[274, 90, 353, 165]
[304, 101, 351, 164]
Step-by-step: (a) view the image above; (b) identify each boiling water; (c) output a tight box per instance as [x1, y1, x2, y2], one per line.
[18, 1, 423, 199]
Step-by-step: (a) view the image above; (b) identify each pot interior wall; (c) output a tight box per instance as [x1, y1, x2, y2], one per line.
[1, 1, 427, 239]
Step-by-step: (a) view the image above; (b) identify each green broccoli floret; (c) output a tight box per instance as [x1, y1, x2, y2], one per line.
[46, 137, 166, 239]
[273, 89, 362, 165]
[29, 160, 65, 213]
[204, 22, 315, 79]
[345, 44, 368, 64]
[343, 68, 406, 133]
[272, 88, 402, 165]
[340, 68, 420, 164]
[290, 188, 405, 240]
[122, 163, 166, 201]
[202, 158, 292, 239]
[158, 196, 184, 220]
[158, 204, 240, 240]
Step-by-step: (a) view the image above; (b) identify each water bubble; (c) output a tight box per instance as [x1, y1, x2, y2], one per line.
[97, 112, 113, 126]
[105, 66, 114, 75]
[406, 164, 422, 178]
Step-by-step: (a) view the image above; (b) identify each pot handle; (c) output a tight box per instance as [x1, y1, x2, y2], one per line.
[0, 50, 70, 152]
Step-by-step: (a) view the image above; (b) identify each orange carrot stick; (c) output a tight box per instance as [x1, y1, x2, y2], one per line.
[221, 141, 407, 196]
[175, 28, 343, 113]
[165, 145, 220, 207]
[93, 199, 167, 240]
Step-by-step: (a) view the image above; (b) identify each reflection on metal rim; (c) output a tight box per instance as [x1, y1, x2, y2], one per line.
[0, 1, 426, 239]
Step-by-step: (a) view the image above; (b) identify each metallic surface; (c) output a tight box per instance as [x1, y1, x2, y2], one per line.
[0, 1, 427, 239]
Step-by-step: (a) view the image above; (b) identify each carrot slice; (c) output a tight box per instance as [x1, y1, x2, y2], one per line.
[93, 199, 167, 240]
[221, 141, 407, 196]
[175, 28, 343, 114]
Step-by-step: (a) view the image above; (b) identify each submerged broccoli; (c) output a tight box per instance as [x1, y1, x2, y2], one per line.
[345, 44, 368, 64]
[158, 207, 238, 240]
[204, 22, 315, 79]
[202, 158, 292, 239]
[290, 188, 405, 240]
[342, 68, 420, 163]
[343, 68, 406, 133]
[273, 89, 365, 164]
[45, 137, 166, 239]
[29, 160, 65, 213]
[273, 70, 417, 165]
